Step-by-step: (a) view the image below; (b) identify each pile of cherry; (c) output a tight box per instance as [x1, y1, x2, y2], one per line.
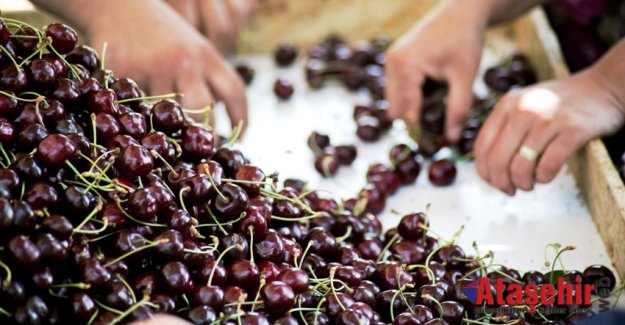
[0, 16, 619, 325]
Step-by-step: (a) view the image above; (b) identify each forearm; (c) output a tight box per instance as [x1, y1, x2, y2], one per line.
[590, 38, 625, 114]
[433, 0, 551, 28]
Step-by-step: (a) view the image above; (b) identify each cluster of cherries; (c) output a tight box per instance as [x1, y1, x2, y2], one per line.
[0, 15, 616, 325]
[307, 131, 357, 177]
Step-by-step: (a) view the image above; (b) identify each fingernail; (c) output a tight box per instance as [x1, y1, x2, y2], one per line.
[447, 126, 461, 143]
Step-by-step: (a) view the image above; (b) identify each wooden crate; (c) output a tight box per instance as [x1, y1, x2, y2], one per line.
[5, 1, 624, 279]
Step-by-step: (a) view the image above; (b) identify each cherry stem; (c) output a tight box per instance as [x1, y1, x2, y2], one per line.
[117, 274, 137, 304]
[52, 282, 91, 290]
[406, 264, 436, 286]
[328, 266, 345, 311]
[314, 297, 326, 325]
[178, 187, 190, 213]
[0, 307, 9, 317]
[424, 245, 446, 285]
[48, 42, 82, 81]
[205, 203, 228, 236]
[335, 226, 352, 244]
[260, 188, 315, 215]
[86, 309, 99, 325]
[377, 233, 400, 263]
[0, 44, 19, 71]
[109, 296, 155, 325]
[94, 299, 123, 315]
[0, 143, 10, 168]
[208, 245, 237, 286]
[4, 18, 42, 38]
[250, 277, 265, 312]
[423, 294, 444, 321]
[73, 218, 109, 235]
[270, 212, 321, 222]
[296, 242, 312, 270]
[90, 113, 98, 149]
[100, 42, 108, 71]
[150, 149, 176, 175]
[73, 199, 104, 232]
[116, 93, 180, 104]
[104, 238, 168, 267]
[17, 38, 49, 67]
[114, 198, 167, 228]
[223, 120, 244, 147]
[0, 259, 12, 287]
[201, 166, 226, 201]
[547, 244, 575, 283]
[194, 213, 245, 228]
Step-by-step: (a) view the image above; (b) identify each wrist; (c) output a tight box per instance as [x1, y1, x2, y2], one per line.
[588, 39, 625, 116]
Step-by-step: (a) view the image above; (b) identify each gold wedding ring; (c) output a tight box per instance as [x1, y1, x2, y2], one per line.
[519, 145, 538, 162]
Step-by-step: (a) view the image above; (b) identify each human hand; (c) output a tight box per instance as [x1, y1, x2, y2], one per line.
[165, 0, 258, 56]
[474, 68, 625, 195]
[86, 0, 247, 128]
[385, 1, 488, 142]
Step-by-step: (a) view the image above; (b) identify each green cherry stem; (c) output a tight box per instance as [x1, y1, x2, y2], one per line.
[104, 238, 168, 268]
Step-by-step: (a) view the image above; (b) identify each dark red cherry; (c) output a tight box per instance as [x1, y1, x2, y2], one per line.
[0, 117, 15, 145]
[307, 131, 331, 155]
[25, 182, 60, 210]
[583, 264, 616, 293]
[65, 45, 100, 72]
[127, 187, 159, 221]
[72, 292, 96, 320]
[9, 235, 41, 267]
[275, 42, 298, 66]
[118, 112, 147, 138]
[111, 77, 141, 101]
[0, 90, 17, 116]
[262, 281, 296, 317]
[212, 183, 249, 220]
[335, 145, 357, 165]
[180, 174, 214, 206]
[94, 113, 121, 142]
[141, 131, 176, 164]
[0, 19, 8, 45]
[356, 115, 382, 142]
[324, 292, 354, 320]
[277, 268, 309, 294]
[37, 133, 77, 169]
[0, 66, 28, 93]
[36, 233, 67, 262]
[27, 59, 56, 90]
[182, 124, 214, 160]
[397, 212, 428, 240]
[274, 78, 294, 100]
[152, 99, 186, 134]
[88, 88, 118, 115]
[104, 281, 134, 309]
[45, 23, 78, 54]
[118, 144, 153, 178]
[235, 62, 255, 85]
[18, 124, 50, 151]
[227, 259, 260, 291]
[314, 153, 340, 177]
[234, 164, 265, 198]
[52, 78, 81, 105]
[155, 229, 184, 256]
[212, 147, 247, 176]
[428, 159, 457, 186]
[162, 261, 193, 294]
[254, 230, 285, 263]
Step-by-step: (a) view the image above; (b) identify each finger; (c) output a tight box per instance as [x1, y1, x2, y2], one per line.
[509, 122, 558, 191]
[483, 107, 537, 195]
[148, 76, 174, 98]
[385, 54, 425, 127]
[130, 314, 191, 325]
[535, 132, 585, 184]
[165, 0, 200, 29]
[198, 0, 237, 56]
[176, 69, 215, 124]
[201, 50, 248, 130]
[444, 68, 475, 142]
[474, 92, 518, 182]
[225, 0, 256, 28]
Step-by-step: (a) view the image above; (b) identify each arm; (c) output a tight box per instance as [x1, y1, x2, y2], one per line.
[385, 0, 550, 141]
[474, 38, 625, 195]
[30, 0, 248, 129]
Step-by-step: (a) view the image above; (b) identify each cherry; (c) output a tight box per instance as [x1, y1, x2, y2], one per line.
[213, 147, 247, 176]
[19, 124, 50, 151]
[438, 300, 465, 325]
[428, 159, 457, 186]
[415, 284, 447, 310]
[118, 112, 147, 138]
[25, 182, 60, 210]
[522, 270, 547, 285]
[104, 281, 134, 309]
[40, 99, 67, 122]
[261, 281, 296, 317]
[27, 59, 57, 90]
[88, 88, 118, 115]
[583, 264, 616, 292]
[37, 133, 77, 169]
[0, 197, 13, 228]
[227, 259, 260, 291]
[315, 153, 340, 177]
[9, 235, 40, 267]
[12, 201, 36, 231]
[112, 77, 141, 101]
[0, 19, 8, 45]
[397, 212, 428, 240]
[108, 134, 139, 152]
[94, 112, 121, 142]
[356, 115, 382, 142]
[141, 131, 176, 164]
[377, 262, 413, 290]
[0, 65, 29, 93]
[357, 185, 386, 215]
[275, 42, 298, 66]
[151, 99, 185, 133]
[119, 144, 154, 178]
[323, 291, 354, 320]
[212, 183, 249, 220]
[80, 258, 112, 288]
[0, 90, 17, 116]
[36, 233, 67, 262]
[65, 45, 100, 72]
[254, 230, 285, 263]
[72, 292, 96, 320]
[0, 117, 15, 145]
[391, 240, 426, 264]
[234, 164, 265, 198]
[11, 154, 44, 181]
[308, 131, 331, 155]
[305, 59, 326, 88]
[277, 268, 309, 294]
[219, 232, 250, 262]
[274, 78, 294, 100]
[182, 124, 215, 160]
[236, 206, 269, 234]
[155, 229, 184, 256]
[187, 305, 217, 323]
[127, 187, 159, 221]
[52, 78, 81, 106]
[235, 62, 255, 85]
[179, 174, 213, 206]
[376, 289, 411, 322]
[162, 261, 193, 294]
[44, 23, 78, 54]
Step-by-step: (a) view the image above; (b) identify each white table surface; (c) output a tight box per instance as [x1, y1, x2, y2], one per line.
[214, 52, 615, 278]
